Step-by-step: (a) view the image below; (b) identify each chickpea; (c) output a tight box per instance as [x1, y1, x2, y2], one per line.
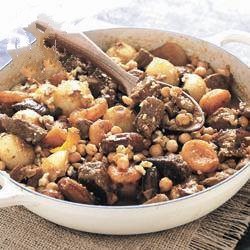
[122, 95, 134, 106]
[39, 173, 50, 187]
[160, 86, 170, 98]
[203, 127, 214, 135]
[111, 126, 123, 134]
[159, 177, 173, 193]
[166, 140, 178, 153]
[92, 152, 103, 162]
[0, 161, 6, 171]
[76, 143, 86, 156]
[86, 143, 98, 156]
[170, 86, 182, 98]
[178, 133, 192, 144]
[133, 153, 146, 162]
[46, 182, 59, 191]
[197, 61, 209, 69]
[108, 152, 116, 163]
[117, 156, 130, 170]
[175, 113, 193, 126]
[69, 152, 81, 163]
[201, 134, 213, 142]
[194, 66, 207, 77]
[239, 116, 249, 128]
[149, 144, 163, 157]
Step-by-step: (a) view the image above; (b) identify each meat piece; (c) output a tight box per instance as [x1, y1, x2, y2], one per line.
[100, 132, 145, 154]
[134, 48, 154, 69]
[76, 119, 93, 139]
[146, 154, 191, 184]
[27, 167, 43, 187]
[165, 100, 179, 118]
[87, 76, 105, 98]
[214, 129, 249, 160]
[130, 77, 162, 105]
[239, 102, 250, 118]
[0, 104, 14, 116]
[201, 169, 237, 187]
[10, 165, 41, 183]
[0, 114, 47, 144]
[78, 161, 116, 205]
[207, 107, 238, 129]
[235, 158, 249, 170]
[151, 42, 188, 66]
[143, 194, 168, 204]
[12, 99, 49, 115]
[169, 179, 205, 199]
[58, 177, 94, 204]
[135, 97, 165, 138]
[204, 73, 230, 90]
[142, 166, 159, 200]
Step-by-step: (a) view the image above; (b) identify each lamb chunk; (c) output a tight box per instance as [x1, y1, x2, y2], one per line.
[235, 158, 249, 170]
[87, 76, 105, 98]
[100, 132, 145, 154]
[164, 100, 179, 118]
[239, 102, 250, 118]
[134, 48, 153, 69]
[76, 119, 93, 139]
[78, 161, 116, 205]
[27, 167, 43, 188]
[214, 129, 249, 160]
[135, 97, 165, 138]
[201, 169, 237, 187]
[207, 107, 238, 129]
[10, 165, 41, 183]
[0, 104, 14, 116]
[142, 166, 159, 200]
[130, 77, 161, 105]
[143, 194, 168, 204]
[204, 73, 230, 90]
[169, 179, 205, 199]
[58, 177, 94, 204]
[146, 154, 191, 184]
[12, 99, 49, 115]
[0, 114, 47, 144]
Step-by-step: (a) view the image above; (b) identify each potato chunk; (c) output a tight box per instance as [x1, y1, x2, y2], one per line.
[183, 73, 207, 101]
[146, 57, 179, 85]
[41, 150, 68, 181]
[103, 105, 135, 132]
[106, 42, 137, 64]
[53, 80, 94, 116]
[0, 133, 35, 170]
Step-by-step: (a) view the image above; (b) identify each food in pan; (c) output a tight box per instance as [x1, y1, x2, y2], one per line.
[0, 40, 249, 206]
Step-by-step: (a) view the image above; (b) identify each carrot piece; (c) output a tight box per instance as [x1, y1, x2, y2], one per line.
[43, 127, 67, 147]
[0, 91, 29, 104]
[50, 127, 80, 153]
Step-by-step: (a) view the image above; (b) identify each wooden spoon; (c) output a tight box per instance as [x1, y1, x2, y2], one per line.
[35, 21, 204, 132]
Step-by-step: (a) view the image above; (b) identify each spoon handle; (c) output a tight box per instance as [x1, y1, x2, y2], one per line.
[36, 21, 138, 95]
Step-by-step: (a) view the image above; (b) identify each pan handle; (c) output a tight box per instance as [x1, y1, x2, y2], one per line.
[0, 171, 29, 207]
[206, 29, 250, 47]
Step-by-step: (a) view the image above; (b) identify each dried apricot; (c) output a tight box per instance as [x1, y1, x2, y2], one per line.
[181, 139, 219, 173]
[199, 89, 231, 115]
